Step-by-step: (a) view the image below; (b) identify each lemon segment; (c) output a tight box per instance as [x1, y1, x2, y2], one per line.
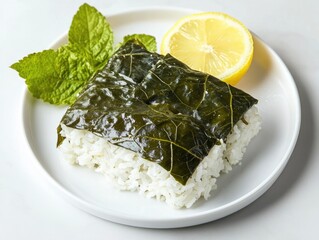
[161, 12, 254, 85]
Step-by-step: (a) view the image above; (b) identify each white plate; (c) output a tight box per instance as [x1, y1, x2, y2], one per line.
[21, 7, 300, 228]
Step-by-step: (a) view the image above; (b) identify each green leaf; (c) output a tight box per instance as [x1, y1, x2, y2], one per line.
[117, 34, 157, 52]
[58, 41, 258, 185]
[68, 3, 113, 68]
[10, 50, 68, 104]
[11, 50, 57, 81]
[54, 45, 96, 104]
[11, 3, 114, 105]
[10, 49, 88, 105]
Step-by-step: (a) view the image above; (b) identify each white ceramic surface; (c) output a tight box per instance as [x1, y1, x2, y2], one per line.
[21, 7, 300, 228]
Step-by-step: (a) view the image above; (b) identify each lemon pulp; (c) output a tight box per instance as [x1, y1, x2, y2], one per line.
[161, 12, 254, 85]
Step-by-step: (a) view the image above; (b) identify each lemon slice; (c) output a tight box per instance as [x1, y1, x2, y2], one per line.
[161, 12, 254, 85]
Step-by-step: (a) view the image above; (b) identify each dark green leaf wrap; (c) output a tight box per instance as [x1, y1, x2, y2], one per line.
[57, 41, 258, 185]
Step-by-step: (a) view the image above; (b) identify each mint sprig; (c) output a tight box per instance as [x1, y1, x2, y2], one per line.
[11, 3, 157, 105]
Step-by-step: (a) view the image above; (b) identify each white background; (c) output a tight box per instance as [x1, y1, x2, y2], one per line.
[1, 0, 318, 239]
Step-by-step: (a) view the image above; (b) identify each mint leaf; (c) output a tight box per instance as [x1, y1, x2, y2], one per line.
[11, 50, 57, 82]
[118, 34, 157, 52]
[11, 49, 86, 105]
[69, 3, 113, 68]
[11, 3, 114, 105]
[11, 50, 62, 104]
[55, 45, 96, 104]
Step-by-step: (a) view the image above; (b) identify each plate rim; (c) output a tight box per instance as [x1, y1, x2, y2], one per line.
[19, 6, 301, 228]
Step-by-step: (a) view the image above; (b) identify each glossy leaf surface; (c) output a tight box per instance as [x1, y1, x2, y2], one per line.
[58, 41, 257, 185]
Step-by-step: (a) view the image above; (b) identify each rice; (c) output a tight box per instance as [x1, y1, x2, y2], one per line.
[58, 106, 261, 208]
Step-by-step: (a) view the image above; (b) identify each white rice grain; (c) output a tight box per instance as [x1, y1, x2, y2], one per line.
[58, 106, 261, 208]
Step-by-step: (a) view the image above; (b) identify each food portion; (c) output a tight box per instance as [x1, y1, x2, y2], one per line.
[57, 41, 261, 208]
[161, 12, 254, 85]
[11, 3, 261, 209]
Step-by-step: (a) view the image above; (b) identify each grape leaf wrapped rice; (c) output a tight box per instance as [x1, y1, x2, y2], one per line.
[57, 41, 261, 208]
